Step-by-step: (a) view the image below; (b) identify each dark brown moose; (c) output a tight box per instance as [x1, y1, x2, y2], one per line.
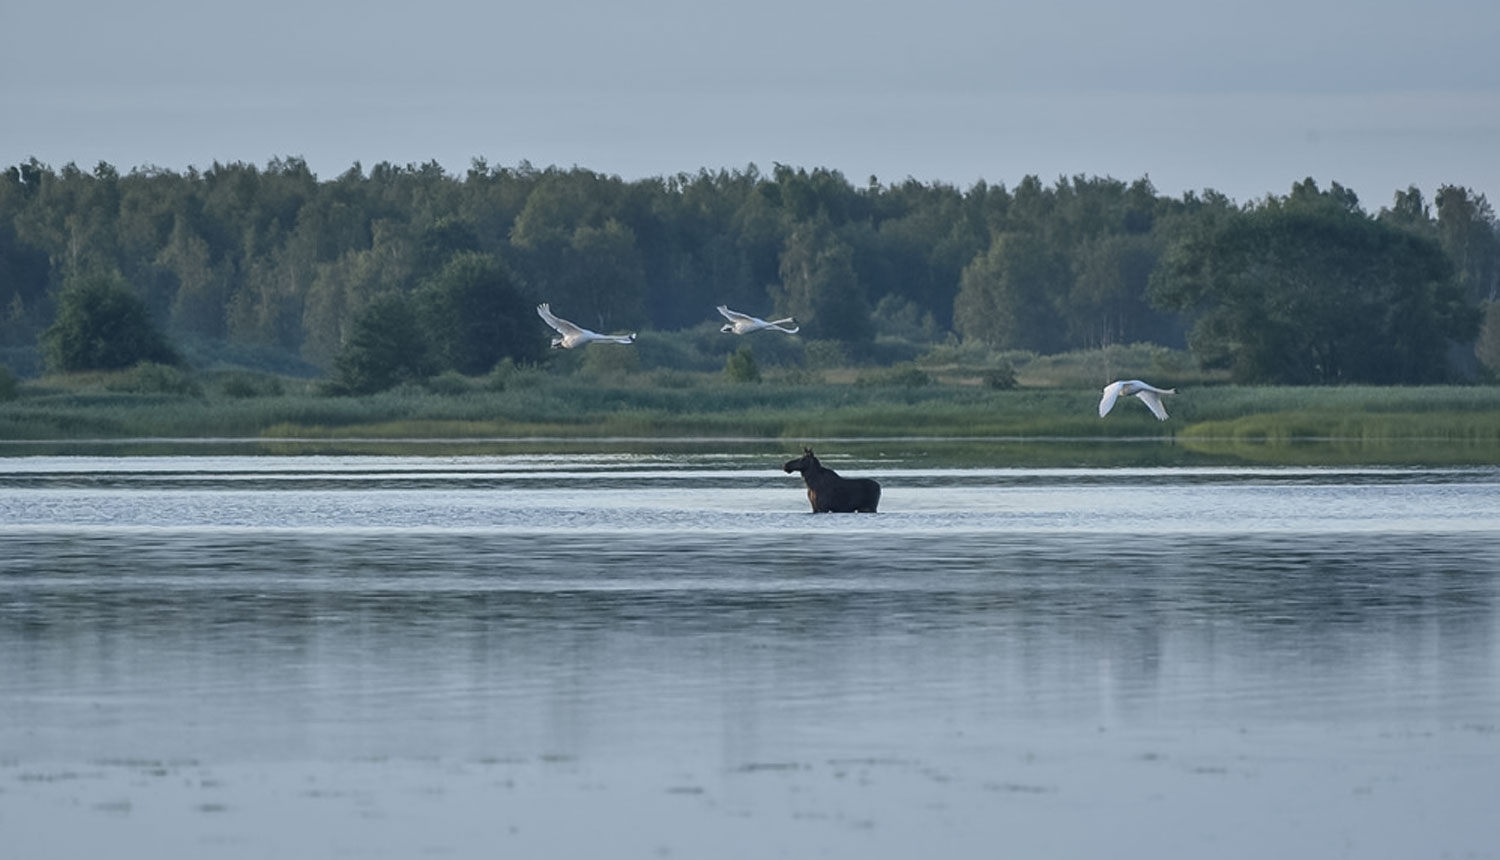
[782, 448, 881, 513]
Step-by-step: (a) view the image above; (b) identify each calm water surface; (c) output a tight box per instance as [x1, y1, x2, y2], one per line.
[2, 453, 1499, 859]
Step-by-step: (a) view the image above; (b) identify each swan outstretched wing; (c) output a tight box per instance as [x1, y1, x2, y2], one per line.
[1136, 390, 1170, 420]
[717, 305, 753, 324]
[1098, 382, 1123, 417]
[537, 303, 585, 337]
[721, 304, 799, 333]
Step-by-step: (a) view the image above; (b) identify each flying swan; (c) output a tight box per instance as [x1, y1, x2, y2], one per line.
[537, 303, 636, 349]
[1099, 379, 1176, 420]
[717, 305, 800, 334]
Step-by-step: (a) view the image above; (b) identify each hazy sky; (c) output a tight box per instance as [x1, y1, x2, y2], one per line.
[4, 0, 1497, 206]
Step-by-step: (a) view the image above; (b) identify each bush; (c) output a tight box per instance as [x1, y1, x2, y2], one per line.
[579, 343, 640, 378]
[983, 360, 1018, 390]
[483, 358, 548, 391]
[425, 370, 475, 395]
[724, 345, 761, 383]
[105, 362, 201, 396]
[633, 329, 726, 373]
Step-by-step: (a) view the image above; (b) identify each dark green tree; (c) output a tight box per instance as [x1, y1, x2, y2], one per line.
[772, 217, 871, 343]
[1151, 180, 1478, 383]
[1380, 185, 1433, 234]
[1067, 233, 1167, 348]
[1434, 186, 1500, 303]
[40, 270, 179, 372]
[156, 216, 228, 336]
[415, 251, 541, 374]
[860, 180, 983, 332]
[953, 231, 1068, 352]
[560, 219, 647, 330]
[413, 216, 482, 279]
[331, 292, 430, 394]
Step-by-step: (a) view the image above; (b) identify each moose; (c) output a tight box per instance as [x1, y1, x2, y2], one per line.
[782, 447, 881, 513]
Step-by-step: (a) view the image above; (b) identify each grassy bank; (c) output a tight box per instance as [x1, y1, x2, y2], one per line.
[2, 362, 1499, 465]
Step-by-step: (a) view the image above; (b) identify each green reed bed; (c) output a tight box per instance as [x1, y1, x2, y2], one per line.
[1181, 410, 1500, 444]
[1168, 386, 1500, 465]
[1, 393, 376, 440]
[4, 373, 1500, 466]
[1177, 386, 1500, 441]
[254, 384, 1157, 441]
[1180, 385, 1500, 422]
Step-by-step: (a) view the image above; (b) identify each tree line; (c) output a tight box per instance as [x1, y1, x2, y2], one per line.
[2, 156, 1498, 391]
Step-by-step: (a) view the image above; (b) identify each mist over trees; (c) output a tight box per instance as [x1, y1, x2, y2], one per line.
[1, 156, 1496, 387]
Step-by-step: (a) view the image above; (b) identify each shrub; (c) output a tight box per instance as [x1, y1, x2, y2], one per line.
[983, 360, 1018, 390]
[106, 362, 201, 396]
[579, 343, 640, 378]
[724, 345, 761, 383]
[425, 370, 474, 395]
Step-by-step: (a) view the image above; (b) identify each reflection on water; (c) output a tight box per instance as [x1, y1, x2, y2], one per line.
[3, 456, 1499, 859]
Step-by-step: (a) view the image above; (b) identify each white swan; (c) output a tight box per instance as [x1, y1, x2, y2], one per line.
[717, 305, 800, 334]
[537, 303, 636, 349]
[1099, 379, 1176, 420]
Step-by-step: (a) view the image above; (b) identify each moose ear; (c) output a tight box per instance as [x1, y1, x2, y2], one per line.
[803, 447, 813, 455]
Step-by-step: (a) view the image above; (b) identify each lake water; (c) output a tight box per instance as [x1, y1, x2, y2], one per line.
[2, 451, 1499, 859]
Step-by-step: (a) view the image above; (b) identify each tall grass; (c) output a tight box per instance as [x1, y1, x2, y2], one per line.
[1, 376, 1166, 440]
[4, 366, 1499, 468]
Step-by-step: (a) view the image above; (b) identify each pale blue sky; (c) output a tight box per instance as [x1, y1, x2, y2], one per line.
[4, 0, 1497, 207]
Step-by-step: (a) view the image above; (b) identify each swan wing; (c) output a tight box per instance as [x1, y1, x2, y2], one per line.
[1098, 382, 1123, 417]
[1119, 379, 1176, 395]
[717, 305, 754, 323]
[1135, 390, 1170, 420]
[537, 303, 585, 337]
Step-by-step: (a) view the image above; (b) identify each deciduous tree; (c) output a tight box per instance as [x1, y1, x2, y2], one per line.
[416, 251, 540, 374]
[41, 269, 179, 372]
[1151, 180, 1478, 383]
[953, 231, 1068, 352]
[772, 217, 871, 343]
[331, 292, 430, 394]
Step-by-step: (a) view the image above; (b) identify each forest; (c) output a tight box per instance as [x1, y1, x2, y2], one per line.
[2, 156, 1499, 393]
